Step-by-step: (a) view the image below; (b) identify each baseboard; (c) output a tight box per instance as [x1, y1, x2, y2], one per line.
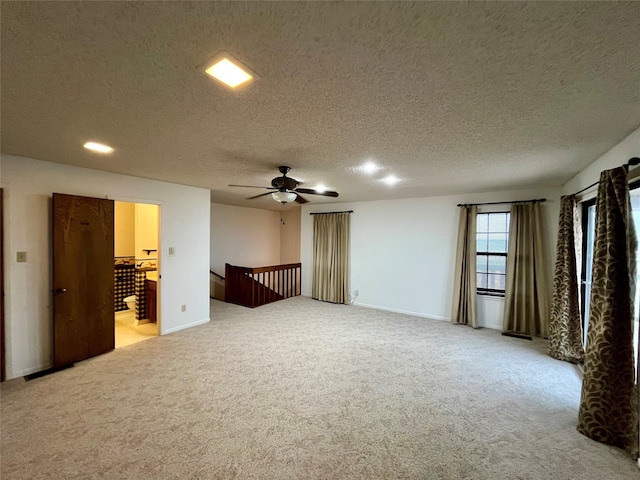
[502, 331, 533, 341]
[304, 296, 503, 331]
[478, 320, 503, 331]
[135, 319, 151, 326]
[353, 301, 450, 322]
[10, 363, 52, 380]
[162, 317, 210, 335]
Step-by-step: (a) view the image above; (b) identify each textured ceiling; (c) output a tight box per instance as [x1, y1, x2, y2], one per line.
[2, 2, 639, 210]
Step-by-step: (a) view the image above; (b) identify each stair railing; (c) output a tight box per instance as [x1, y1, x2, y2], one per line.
[225, 262, 301, 308]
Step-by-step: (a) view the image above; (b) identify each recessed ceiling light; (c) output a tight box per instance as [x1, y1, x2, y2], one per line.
[205, 57, 254, 89]
[358, 161, 381, 174]
[381, 175, 400, 185]
[314, 184, 327, 193]
[83, 141, 114, 154]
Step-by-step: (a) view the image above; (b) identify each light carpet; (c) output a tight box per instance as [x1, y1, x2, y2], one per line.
[1, 297, 638, 479]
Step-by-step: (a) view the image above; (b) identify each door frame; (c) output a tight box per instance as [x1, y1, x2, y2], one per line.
[110, 195, 163, 335]
[580, 196, 596, 344]
[580, 179, 640, 346]
[1, 188, 5, 381]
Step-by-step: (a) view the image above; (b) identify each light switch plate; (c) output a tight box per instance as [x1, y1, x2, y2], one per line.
[168, 247, 175, 256]
[17, 251, 27, 262]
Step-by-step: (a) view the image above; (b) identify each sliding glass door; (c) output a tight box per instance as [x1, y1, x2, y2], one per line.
[632, 186, 640, 368]
[581, 199, 596, 347]
[581, 185, 640, 365]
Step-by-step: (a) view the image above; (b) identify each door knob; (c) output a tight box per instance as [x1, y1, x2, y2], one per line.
[55, 288, 67, 293]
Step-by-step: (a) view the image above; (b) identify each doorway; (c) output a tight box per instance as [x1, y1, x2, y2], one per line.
[114, 201, 160, 348]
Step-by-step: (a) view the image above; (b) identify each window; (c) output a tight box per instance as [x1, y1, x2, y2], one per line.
[476, 212, 510, 296]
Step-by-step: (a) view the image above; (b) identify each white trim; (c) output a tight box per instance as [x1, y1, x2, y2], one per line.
[477, 294, 505, 303]
[353, 301, 450, 322]
[161, 317, 210, 335]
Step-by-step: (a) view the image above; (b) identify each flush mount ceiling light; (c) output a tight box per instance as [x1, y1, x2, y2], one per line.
[204, 55, 256, 90]
[271, 191, 297, 204]
[381, 175, 400, 185]
[83, 141, 114, 154]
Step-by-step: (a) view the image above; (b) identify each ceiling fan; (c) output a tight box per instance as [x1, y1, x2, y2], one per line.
[229, 166, 339, 204]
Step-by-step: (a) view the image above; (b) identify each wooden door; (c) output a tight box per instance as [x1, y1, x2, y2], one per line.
[53, 194, 114, 368]
[1, 188, 5, 381]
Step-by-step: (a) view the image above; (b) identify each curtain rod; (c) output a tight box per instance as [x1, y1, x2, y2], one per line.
[457, 198, 546, 208]
[571, 156, 640, 197]
[309, 210, 354, 215]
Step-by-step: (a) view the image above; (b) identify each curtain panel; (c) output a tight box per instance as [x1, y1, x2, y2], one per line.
[503, 202, 549, 337]
[312, 213, 350, 304]
[451, 206, 478, 328]
[577, 167, 638, 456]
[549, 195, 584, 363]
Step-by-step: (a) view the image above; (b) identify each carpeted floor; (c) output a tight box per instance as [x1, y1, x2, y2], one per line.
[1, 297, 638, 479]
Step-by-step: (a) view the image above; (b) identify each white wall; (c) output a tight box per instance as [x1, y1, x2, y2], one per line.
[301, 187, 561, 329]
[210, 203, 280, 276]
[563, 127, 640, 196]
[280, 208, 301, 264]
[1, 155, 211, 379]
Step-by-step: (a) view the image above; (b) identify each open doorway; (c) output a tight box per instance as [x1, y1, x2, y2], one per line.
[114, 201, 160, 348]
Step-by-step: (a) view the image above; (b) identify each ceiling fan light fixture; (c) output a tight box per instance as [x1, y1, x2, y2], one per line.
[271, 191, 297, 203]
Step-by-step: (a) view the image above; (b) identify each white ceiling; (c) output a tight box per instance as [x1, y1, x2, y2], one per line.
[2, 2, 639, 210]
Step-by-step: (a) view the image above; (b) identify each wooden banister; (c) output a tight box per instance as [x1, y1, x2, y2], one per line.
[225, 262, 301, 308]
[210, 270, 225, 280]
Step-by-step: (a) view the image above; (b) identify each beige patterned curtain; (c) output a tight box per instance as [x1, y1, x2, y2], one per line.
[312, 213, 350, 304]
[503, 202, 549, 337]
[549, 195, 584, 363]
[577, 167, 638, 456]
[451, 206, 478, 328]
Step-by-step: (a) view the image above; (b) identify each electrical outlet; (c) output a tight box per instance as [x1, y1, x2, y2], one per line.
[354, 290, 359, 296]
[17, 251, 27, 262]
[181, 304, 187, 312]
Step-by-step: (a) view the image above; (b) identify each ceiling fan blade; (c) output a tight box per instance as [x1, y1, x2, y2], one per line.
[246, 191, 276, 200]
[229, 184, 273, 189]
[295, 188, 339, 197]
[294, 194, 309, 204]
